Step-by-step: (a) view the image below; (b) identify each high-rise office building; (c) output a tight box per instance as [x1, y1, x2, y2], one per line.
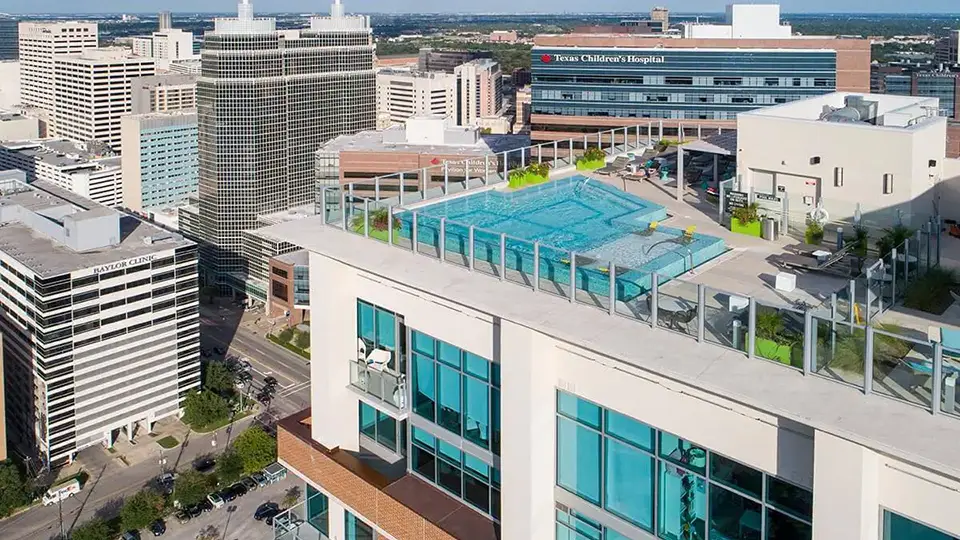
[53, 48, 155, 152]
[18, 22, 98, 115]
[0, 170, 198, 467]
[121, 110, 198, 213]
[936, 30, 960, 66]
[0, 17, 17, 61]
[455, 59, 504, 127]
[131, 74, 197, 115]
[158, 11, 173, 31]
[376, 69, 458, 129]
[418, 47, 493, 74]
[188, 0, 374, 291]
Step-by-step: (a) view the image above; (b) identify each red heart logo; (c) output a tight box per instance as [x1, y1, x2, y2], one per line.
[540, 54, 552, 63]
[431, 158, 440, 165]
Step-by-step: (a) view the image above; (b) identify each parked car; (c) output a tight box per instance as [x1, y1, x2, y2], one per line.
[256, 391, 272, 405]
[250, 472, 268, 488]
[193, 458, 215, 474]
[197, 499, 214, 513]
[187, 505, 202, 519]
[42, 479, 81, 506]
[214, 346, 226, 355]
[175, 511, 190, 525]
[149, 519, 166, 537]
[230, 482, 248, 497]
[121, 531, 141, 540]
[263, 376, 278, 388]
[206, 492, 224, 509]
[219, 488, 237, 502]
[240, 476, 257, 491]
[254, 502, 280, 521]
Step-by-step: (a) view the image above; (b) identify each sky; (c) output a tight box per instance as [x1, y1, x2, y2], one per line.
[3, 0, 960, 14]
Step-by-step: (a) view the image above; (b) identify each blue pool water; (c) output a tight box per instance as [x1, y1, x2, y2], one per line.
[397, 177, 726, 300]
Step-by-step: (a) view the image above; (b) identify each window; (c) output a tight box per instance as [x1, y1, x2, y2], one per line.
[882, 511, 957, 540]
[358, 401, 402, 454]
[834, 167, 844, 187]
[344, 510, 374, 540]
[272, 281, 288, 300]
[764, 77, 780, 87]
[410, 426, 500, 518]
[357, 300, 400, 370]
[883, 173, 894, 194]
[305, 485, 329, 535]
[714, 77, 742, 86]
[272, 266, 289, 279]
[665, 76, 693, 85]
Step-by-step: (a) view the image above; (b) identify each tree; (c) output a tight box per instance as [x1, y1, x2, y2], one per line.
[293, 331, 310, 350]
[282, 485, 302, 509]
[0, 460, 30, 517]
[203, 362, 236, 397]
[70, 518, 112, 540]
[182, 390, 231, 430]
[278, 327, 294, 342]
[120, 489, 165, 531]
[233, 426, 277, 474]
[215, 449, 244, 485]
[173, 471, 215, 507]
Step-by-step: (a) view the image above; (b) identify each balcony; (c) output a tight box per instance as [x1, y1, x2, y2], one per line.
[348, 357, 407, 415]
[277, 409, 498, 540]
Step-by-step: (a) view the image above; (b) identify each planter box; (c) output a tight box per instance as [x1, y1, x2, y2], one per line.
[756, 338, 802, 368]
[508, 172, 549, 189]
[731, 217, 762, 237]
[575, 159, 605, 171]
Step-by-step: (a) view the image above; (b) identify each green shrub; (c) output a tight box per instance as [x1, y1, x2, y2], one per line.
[877, 224, 915, 258]
[277, 328, 294, 342]
[850, 225, 869, 258]
[904, 268, 958, 315]
[294, 331, 310, 349]
[731, 203, 759, 224]
[805, 220, 824, 245]
[577, 147, 606, 165]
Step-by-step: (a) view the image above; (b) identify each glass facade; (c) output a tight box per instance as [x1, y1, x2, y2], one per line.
[359, 401, 406, 456]
[882, 73, 958, 119]
[138, 119, 199, 210]
[411, 330, 500, 454]
[292, 264, 309, 306]
[345, 509, 375, 540]
[883, 511, 959, 540]
[411, 426, 501, 519]
[556, 390, 813, 539]
[531, 48, 837, 121]
[357, 300, 403, 372]
[305, 484, 329, 535]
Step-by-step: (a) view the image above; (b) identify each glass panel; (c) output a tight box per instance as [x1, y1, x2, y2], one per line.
[615, 268, 652, 324]
[357, 301, 375, 343]
[704, 287, 748, 352]
[438, 440, 461, 465]
[464, 453, 489, 481]
[766, 509, 812, 540]
[305, 485, 329, 536]
[491, 487, 501, 520]
[657, 461, 707, 540]
[437, 459, 462, 497]
[709, 453, 763, 500]
[812, 317, 865, 388]
[604, 438, 655, 531]
[766, 477, 813, 521]
[413, 354, 436, 421]
[883, 510, 958, 540]
[606, 528, 634, 540]
[439, 341, 462, 368]
[376, 411, 397, 452]
[656, 280, 700, 339]
[710, 484, 762, 540]
[941, 365, 960, 418]
[359, 402, 376, 440]
[557, 416, 602, 506]
[504, 237, 534, 288]
[412, 444, 436, 481]
[375, 308, 396, 350]
[574, 259, 610, 312]
[412, 426, 435, 450]
[412, 330, 435, 357]
[754, 304, 804, 369]
[605, 409, 654, 451]
[464, 352, 489, 381]
[492, 387, 501, 456]
[491, 363, 501, 388]
[557, 391, 602, 430]
[345, 510, 374, 540]
[438, 364, 462, 435]
[464, 471, 491, 513]
[659, 432, 706, 475]
[463, 375, 490, 449]
[873, 332, 933, 411]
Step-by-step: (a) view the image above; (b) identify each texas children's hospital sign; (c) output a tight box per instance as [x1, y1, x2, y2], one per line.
[540, 53, 666, 64]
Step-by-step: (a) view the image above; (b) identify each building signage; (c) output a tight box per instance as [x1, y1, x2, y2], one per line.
[540, 53, 666, 65]
[755, 192, 780, 202]
[91, 254, 157, 275]
[725, 190, 749, 213]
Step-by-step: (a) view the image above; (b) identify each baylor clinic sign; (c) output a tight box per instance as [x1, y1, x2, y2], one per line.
[540, 53, 666, 64]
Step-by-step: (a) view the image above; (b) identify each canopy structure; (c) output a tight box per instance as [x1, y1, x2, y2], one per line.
[676, 131, 738, 201]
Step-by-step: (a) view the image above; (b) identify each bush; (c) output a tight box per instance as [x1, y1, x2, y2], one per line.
[121, 489, 165, 532]
[731, 203, 759, 224]
[173, 471, 216, 507]
[216, 449, 244, 485]
[577, 147, 606, 166]
[182, 390, 231, 430]
[277, 328, 295, 343]
[351, 208, 400, 236]
[877, 224, 915, 258]
[805, 220, 824, 245]
[234, 426, 277, 474]
[850, 225, 869, 258]
[0, 460, 30, 517]
[904, 268, 958, 315]
[294, 331, 310, 349]
[71, 518, 113, 540]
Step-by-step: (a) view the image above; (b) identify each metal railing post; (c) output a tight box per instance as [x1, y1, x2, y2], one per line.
[803, 309, 813, 375]
[533, 242, 540, 292]
[747, 298, 756, 360]
[933, 342, 943, 415]
[635, 124, 641, 148]
[697, 284, 705, 342]
[537, 144, 542, 165]
[553, 141, 558, 166]
[399, 172, 405, 205]
[569, 139, 574, 164]
[864, 326, 874, 395]
[438, 218, 446, 262]
[499, 233, 506, 281]
[443, 162, 449, 194]
[468, 226, 475, 270]
[502, 151, 508, 179]
[374, 177, 380, 202]
[891, 247, 898, 304]
[341, 190, 347, 230]
[830, 292, 838, 357]
[411, 212, 419, 254]
[520, 149, 526, 169]
[848, 279, 856, 329]
[421, 168, 428, 195]
[903, 238, 911, 284]
[651, 273, 659, 329]
[569, 252, 577, 303]
[387, 207, 394, 245]
[363, 199, 370, 237]
[609, 262, 617, 316]
[483, 155, 489, 184]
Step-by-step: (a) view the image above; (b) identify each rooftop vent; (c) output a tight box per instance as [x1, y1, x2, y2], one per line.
[819, 95, 879, 125]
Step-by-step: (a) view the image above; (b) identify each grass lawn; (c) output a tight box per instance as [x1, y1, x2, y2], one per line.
[191, 410, 253, 434]
[156, 436, 180, 449]
[267, 333, 311, 360]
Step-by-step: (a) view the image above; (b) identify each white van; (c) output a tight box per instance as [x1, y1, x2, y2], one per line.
[42, 479, 80, 506]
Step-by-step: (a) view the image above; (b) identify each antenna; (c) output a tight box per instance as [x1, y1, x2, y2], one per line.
[331, 0, 345, 18]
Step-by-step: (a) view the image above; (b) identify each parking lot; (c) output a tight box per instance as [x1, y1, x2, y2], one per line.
[153, 474, 296, 540]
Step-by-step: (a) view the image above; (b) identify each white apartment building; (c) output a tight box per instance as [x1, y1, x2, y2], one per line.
[131, 29, 196, 62]
[120, 110, 198, 213]
[131, 74, 197, 115]
[18, 22, 98, 115]
[0, 171, 199, 467]
[455, 58, 505, 127]
[0, 110, 40, 140]
[736, 92, 946, 229]
[0, 139, 123, 207]
[376, 69, 457, 129]
[683, 4, 792, 39]
[53, 48, 156, 152]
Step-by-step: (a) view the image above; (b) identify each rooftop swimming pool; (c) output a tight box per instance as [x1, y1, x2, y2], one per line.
[397, 177, 726, 300]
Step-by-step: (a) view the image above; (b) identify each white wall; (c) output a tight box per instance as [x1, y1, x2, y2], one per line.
[0, 61, 21, 110]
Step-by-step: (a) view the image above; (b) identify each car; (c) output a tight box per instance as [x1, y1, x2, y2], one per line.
[193, 458, 215, 473]
[250, 472, 268, 488]
[240, 476, 257, 491]
[121, 532, 141, 540]
[197, 499, 214, 513]
[230, 482, 248, 497]
[238, 359, 252, 371]
[187, 505, 202, 519]
[254, 502, 280, 521]
[206, 492, 224, 509]
[219, 488, 237, 502]
[263, 376, 278, 388]
[149, 519, 166, 537]
[175, 511, 190, 525]
[256, 391, 272, 405]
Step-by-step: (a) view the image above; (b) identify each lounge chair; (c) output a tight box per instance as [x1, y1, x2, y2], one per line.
[773, 249, 855, 277]
[597, 156, 630, 175]
[635, 221, 659, 237]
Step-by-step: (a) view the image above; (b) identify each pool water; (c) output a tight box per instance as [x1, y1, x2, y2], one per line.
[397, 177, 726, 300]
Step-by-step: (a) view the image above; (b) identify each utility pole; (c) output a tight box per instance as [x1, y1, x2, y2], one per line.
[57, 494, 65, 540]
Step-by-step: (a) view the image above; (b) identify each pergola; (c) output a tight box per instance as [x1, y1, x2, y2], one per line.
[675, 131, 738, 202]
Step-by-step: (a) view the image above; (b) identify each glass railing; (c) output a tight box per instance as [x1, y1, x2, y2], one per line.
[273, 497, 329, 540]
[349, 358, 407, 411]
[321, 123, 953, 420]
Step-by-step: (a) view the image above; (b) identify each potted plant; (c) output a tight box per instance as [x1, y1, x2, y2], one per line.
[575, 147, 607, 171]
[876, 224, 915, 259]
[508, 162, 550, 189]
[730, 203, 761, 237]
[804, 219, 824, 245]
[754, 309, 802, 367]
[350, 207, 400, 242]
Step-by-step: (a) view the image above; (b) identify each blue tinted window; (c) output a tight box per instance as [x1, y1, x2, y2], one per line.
[376, 411, 397, 452]
[710, 453, 763, 500]
[438, 341, 461, 368]
[411, 330, 435, 357]
[491, 387, 501, 456]
[305, 485, 329, 535]
[557, 391, 601, 429]
[438, 439, 461, 465]
[463, 375, 490, 449]
[412, 354, 436, 421]
[437, 364, 462, 435]
[464, 352, 489, 381]
[464, 453, 490, 481]
[376, 308, 396, 350]
[358, 401, 376, 440]
[766, 476, 812, 520]
[412, 426, 435, 451]
[657, 461, 706, 540]
[882, 511, 957, 540]
[557, 416, 601, 505]
[345, 510, 374, 540]
[604, 438, 654, 531]
[605, 409, 654, 451]
[357, 301, 374, 343]
[709, 484, 762, 540]
[659, 432, 706, 475]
